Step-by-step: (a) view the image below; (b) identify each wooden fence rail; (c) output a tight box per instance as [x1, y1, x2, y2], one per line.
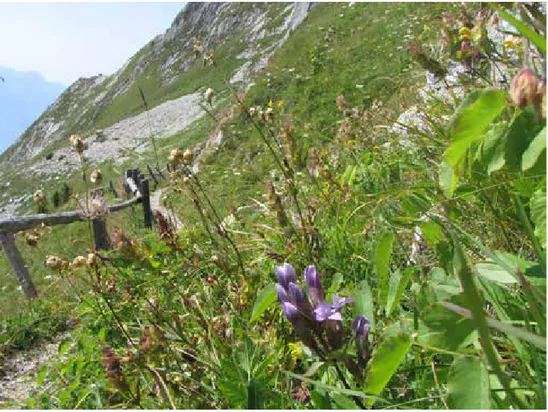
[0, 168, 155, 299]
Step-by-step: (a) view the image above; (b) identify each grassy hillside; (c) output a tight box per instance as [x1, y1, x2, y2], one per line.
[1, 2, 546, 410]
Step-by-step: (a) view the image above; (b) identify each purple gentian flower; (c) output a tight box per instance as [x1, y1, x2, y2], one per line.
[276, 263, 297, 290]
[304, 265, 325, 307]
[352, 315, 370, 340]
[313, 294, 354, 322]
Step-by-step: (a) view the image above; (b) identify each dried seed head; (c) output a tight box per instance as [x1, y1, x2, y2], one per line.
[90, 169, 103, 185]
[33, 189, 46, 205]
[336, 94, 347, 111]
[72, 255, 88, 268]
[205, 88, 215, 105]
[183, 149, 194, 163]
[70, 134, 85, 154]
[87, 252, 98, 266]
[169, 148, 185, 165]
[25, 233, 40, 247]
[510, 69, 540, 109]
[45, 255, 63, 270]
[248, 107, 256, 117]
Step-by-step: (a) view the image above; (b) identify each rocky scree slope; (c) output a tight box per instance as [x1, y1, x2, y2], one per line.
[0, 2, 314, 174]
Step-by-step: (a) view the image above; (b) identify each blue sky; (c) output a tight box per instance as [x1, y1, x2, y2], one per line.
[0, 1, 185, 153]
[0, 2, 185, 85]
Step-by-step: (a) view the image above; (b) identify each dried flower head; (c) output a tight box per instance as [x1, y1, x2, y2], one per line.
[248, 107, 256, 117]
[336, 94, 347, 111]
[90, 169, 103, 185]
[70, 134, 85, 154]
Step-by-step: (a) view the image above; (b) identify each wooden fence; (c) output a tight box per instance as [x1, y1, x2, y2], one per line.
[0, 167, 162, 299]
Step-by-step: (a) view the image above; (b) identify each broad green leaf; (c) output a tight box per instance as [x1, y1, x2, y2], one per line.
[385, 268, 412, 317]
[447, 357, 490, 409]
[353, 279, 375, 331]
[419, 221, 445, 247]
[374, 231, 394, 306]
[496, 7, 546, 54]
[250, 284, 277, 323]
[475, 262, 518, 284]
[504, 109, 541, 171]
[439, 159, 458, 197]
[530, 187, 546, 247]
[419, 297, 476, 351]
[474, 122, 507, 175]
[442, 301, 547, 349]
[445, 90, 506, 168]
[363, 333, 411, 406]
[522, 127, 546, 171]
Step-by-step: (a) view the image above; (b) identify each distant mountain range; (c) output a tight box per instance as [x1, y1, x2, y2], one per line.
[0, 67, 65, 153]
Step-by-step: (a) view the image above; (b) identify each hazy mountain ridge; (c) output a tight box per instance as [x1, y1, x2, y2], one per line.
[0, 2, 314, 170]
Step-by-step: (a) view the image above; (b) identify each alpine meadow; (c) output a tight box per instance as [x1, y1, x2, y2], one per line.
[0, 2, 546, 410]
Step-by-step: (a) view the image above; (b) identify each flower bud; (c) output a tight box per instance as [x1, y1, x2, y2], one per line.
[304, 265, 325, 307]
[275, 263, 297, 289]
[510, 69, 539, 109]
[352, 315, 370, 340]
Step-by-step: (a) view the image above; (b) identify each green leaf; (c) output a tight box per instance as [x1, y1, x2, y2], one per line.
[353, 280, 375, 332]
[374, 231, 394, 306]
[445, 90, 506, 168]
[385, 268, 412, 317]
[530, 187, 546, 247]
[496, 7, 546, 54]
[504, 108, 540, 171]
[475, 122, 507, 175]
[475, 262, 518, 284]
[419, 221, 445, 247]
[363, 333, 411, 406]
[522, 127, 546, 171]
[419, 297, 476, 351]
[327, 273, 344, 294]
[250, 284, 277, 323]
[439, 159, 458, 197]
[447, 357, 490, 409]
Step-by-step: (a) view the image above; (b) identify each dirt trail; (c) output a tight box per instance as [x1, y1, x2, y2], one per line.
[0, 331, 71, 407]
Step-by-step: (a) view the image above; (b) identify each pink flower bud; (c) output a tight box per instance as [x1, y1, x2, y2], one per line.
[510, 69, 539, 109]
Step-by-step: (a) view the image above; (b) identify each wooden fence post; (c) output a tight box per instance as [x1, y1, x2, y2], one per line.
[109, 180, 119, 198]
[0, 232, 38, 299]
[147, 164, 159, 186]
[92, 218, 110, 250]
[140, 179, 152, 228]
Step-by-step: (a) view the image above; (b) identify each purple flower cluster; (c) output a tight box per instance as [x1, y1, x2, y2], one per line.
[276, 263, 368, 356]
